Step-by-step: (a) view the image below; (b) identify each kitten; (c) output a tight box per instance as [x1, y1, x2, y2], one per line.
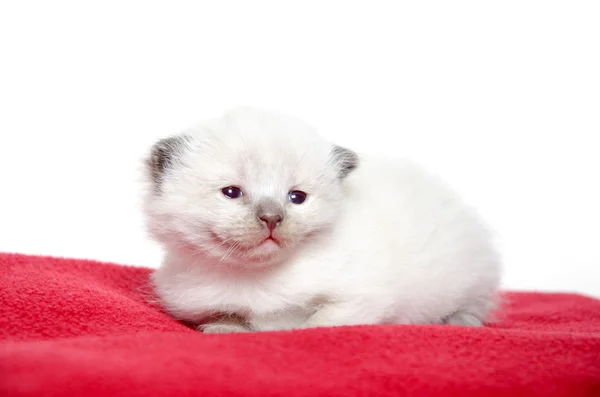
[142, 107, 502, 333]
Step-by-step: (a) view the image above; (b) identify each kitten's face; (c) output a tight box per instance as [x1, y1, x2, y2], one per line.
[143, 108, 357, 268]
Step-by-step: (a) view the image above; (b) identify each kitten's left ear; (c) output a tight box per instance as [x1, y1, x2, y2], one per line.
[145, 134, 190, 189]
[330, 145, 359, 179]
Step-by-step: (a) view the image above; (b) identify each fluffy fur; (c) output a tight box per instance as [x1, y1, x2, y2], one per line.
[142, 107, 502, 333]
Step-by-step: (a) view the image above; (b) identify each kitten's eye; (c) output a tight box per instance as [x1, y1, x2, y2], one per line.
[222, 186, 243, 199]
[288, 190, 307, 205]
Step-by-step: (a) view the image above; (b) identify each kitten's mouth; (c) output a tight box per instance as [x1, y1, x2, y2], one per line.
[209, 230, 282, 252]
[255, 235, 281, 252]
[254, 234, 281, 248]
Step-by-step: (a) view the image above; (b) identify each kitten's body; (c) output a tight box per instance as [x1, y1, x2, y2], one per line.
[144, 108, 502, 332]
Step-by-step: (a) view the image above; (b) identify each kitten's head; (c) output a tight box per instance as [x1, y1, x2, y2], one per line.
[142, 107, 358, 269]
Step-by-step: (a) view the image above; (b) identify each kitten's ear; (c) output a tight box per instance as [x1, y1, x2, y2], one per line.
[330, 145, 359, 179]
[146, 135, 189, 188]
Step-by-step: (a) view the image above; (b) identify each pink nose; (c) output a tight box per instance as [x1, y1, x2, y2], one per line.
[259, 214, 283, 231]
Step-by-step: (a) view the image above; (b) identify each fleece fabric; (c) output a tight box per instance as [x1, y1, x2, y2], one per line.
[0, 252, 599, 397]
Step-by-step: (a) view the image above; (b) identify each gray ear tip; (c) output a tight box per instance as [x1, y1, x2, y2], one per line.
[147, 134, 189, 186]
[331, 145, 359, 178]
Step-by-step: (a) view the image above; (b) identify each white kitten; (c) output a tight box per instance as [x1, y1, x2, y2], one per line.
[142, 107, 502, 333]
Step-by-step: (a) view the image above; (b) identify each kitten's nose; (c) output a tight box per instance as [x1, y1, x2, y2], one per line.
[259, 214, 283, 232]
[256, 199, 284, 231]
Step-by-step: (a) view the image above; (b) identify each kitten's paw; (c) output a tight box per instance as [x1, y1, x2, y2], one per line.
[444, 311, 483, 327]
[199, 322, 250, 334]
[300, 301, 380, 329]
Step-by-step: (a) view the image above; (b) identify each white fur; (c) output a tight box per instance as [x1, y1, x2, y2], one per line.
[142, 107, 502, 332]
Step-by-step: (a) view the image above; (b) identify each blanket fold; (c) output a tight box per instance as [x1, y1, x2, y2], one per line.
[1, 253, 599, 396]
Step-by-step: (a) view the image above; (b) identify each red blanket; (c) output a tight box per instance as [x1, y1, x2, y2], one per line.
[1, 253, 599, 396]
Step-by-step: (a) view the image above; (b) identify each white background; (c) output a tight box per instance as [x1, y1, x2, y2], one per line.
[1, 1, 598, 297]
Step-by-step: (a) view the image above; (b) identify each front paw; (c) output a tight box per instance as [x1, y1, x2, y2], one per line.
[300, 301, 373, 329]
[199, 322, 250, 334]
[443, 311, 484, 327]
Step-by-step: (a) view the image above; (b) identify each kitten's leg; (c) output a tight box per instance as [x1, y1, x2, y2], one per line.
[443, 296, 498, 326]
[300, 301, 381, 329]
[443, 311, 483, 327]
[301, 303, 489, 328]
[198, 315, 252, 334]
[200, 322, 249, 334]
